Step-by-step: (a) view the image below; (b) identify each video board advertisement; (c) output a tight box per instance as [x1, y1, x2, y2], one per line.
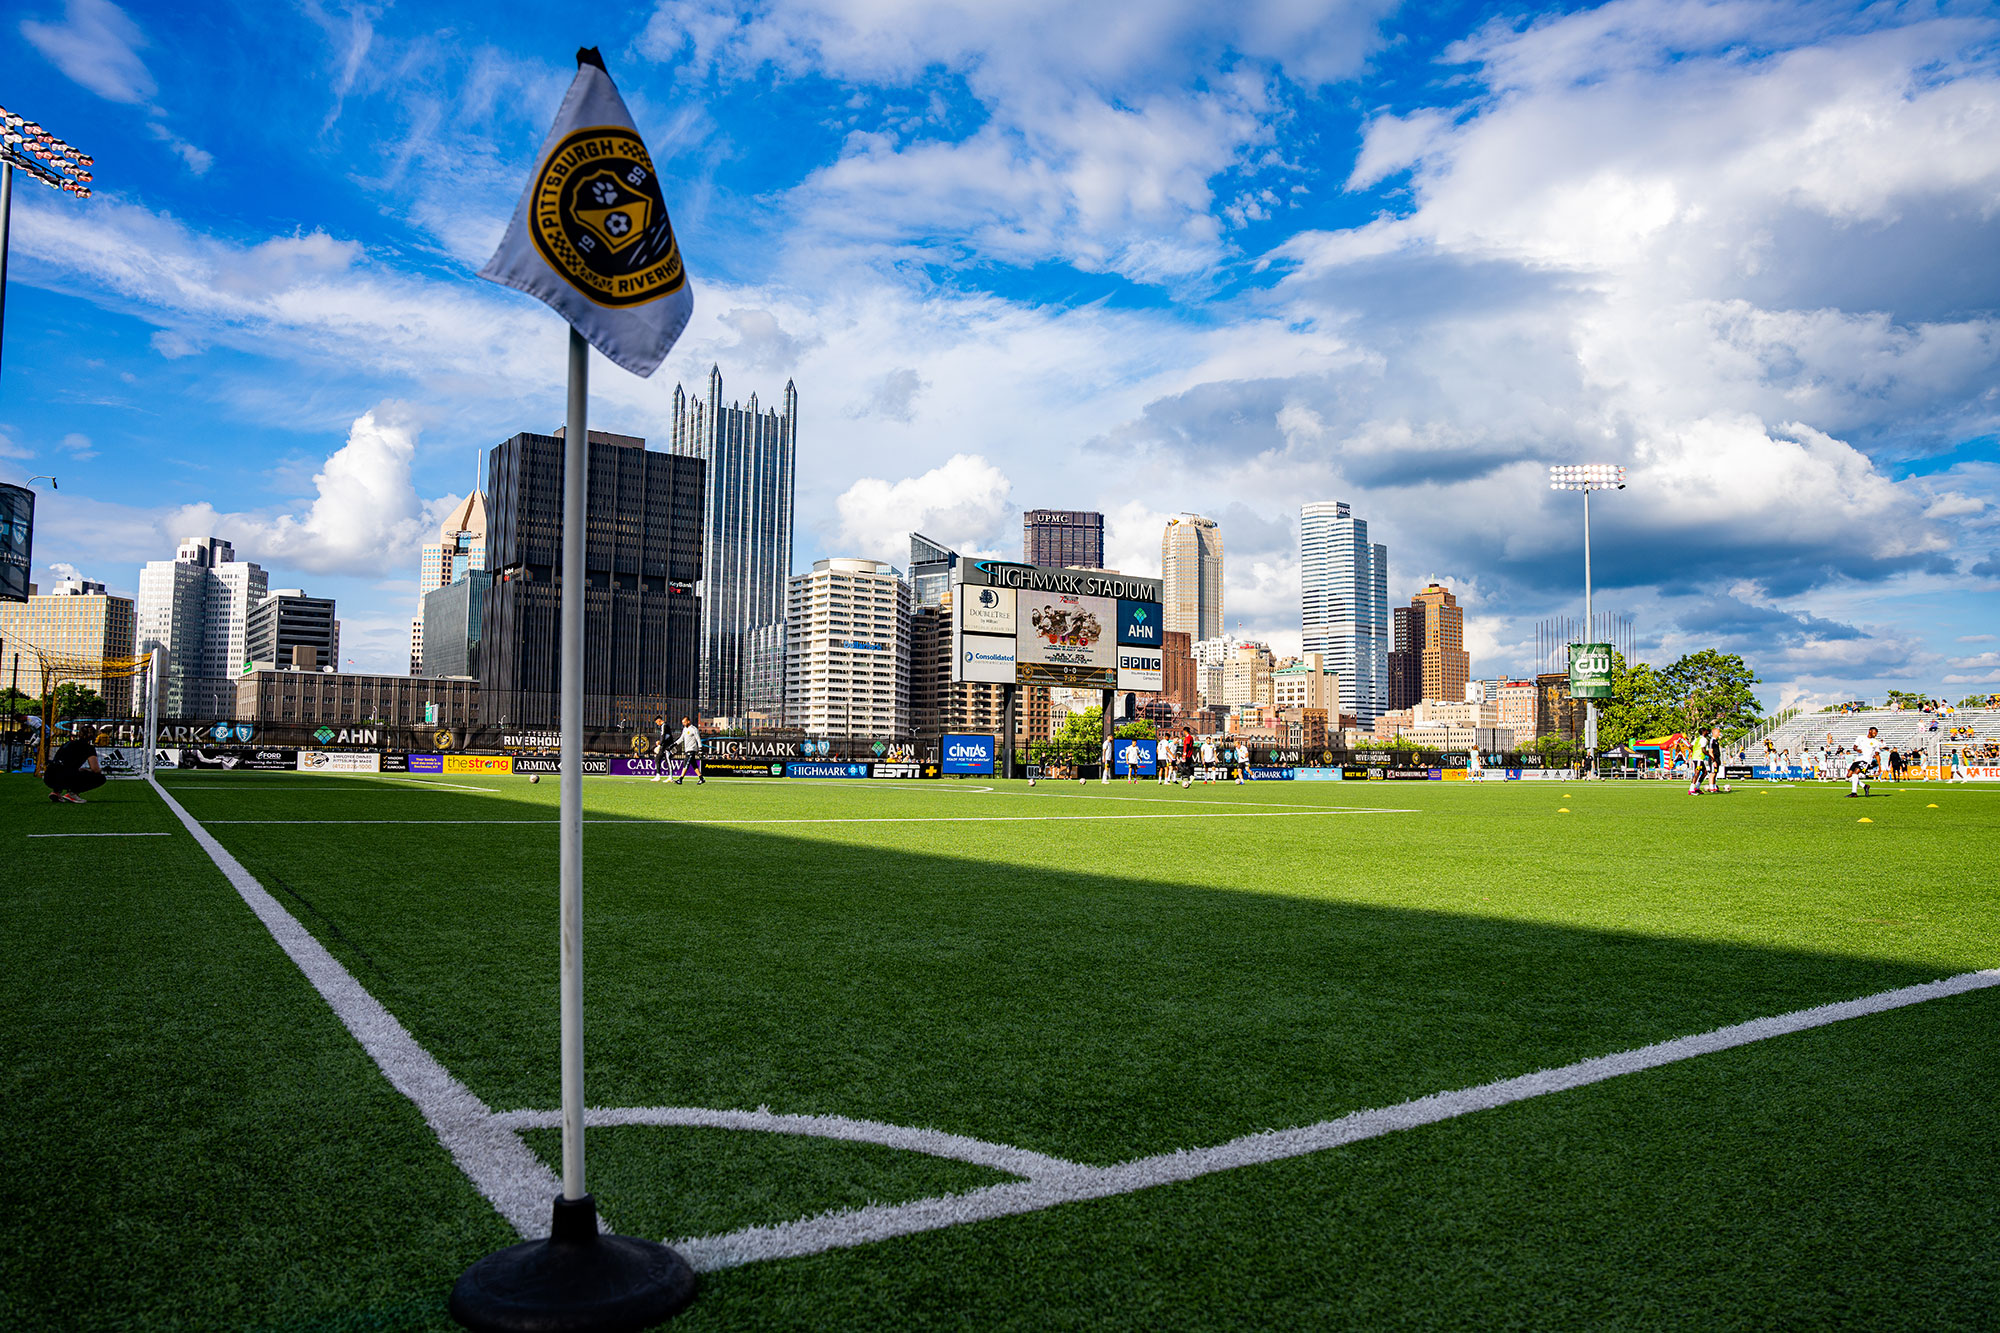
[1017, 592, 1116, 687]
[958, 633, 1017, 684]
[1116, 647, 1163, 693]
[959, 585, 1016, 636]
[941, 733, 996, 775]
[1117, 599, 1163, 647]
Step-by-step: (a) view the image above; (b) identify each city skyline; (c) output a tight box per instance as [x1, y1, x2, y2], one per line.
[2, 2, 1995, 708]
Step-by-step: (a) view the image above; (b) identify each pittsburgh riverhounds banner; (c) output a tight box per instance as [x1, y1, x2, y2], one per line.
[478, 49, 692, 376]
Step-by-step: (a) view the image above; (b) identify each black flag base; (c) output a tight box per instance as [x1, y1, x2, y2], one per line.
[450, 1194, 696, 1332]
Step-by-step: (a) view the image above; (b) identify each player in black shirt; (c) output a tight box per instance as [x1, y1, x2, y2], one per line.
[43, 733, 106, 804]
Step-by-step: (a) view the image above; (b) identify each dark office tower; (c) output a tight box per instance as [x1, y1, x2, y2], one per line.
[245, 589, 337, 671]
[1023, 509, 1105, 568]
[672, 366, 796, 719]
[482, 428, 705, 728]
[1389, 604, 1422, 712]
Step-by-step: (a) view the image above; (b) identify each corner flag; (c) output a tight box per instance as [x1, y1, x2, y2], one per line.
[479, 48, 693, 377]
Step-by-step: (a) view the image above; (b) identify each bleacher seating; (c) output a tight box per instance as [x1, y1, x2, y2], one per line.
[1750, 708, 2000, 763]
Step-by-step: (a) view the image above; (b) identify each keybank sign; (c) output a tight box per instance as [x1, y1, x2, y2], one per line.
[941, 733, 996, 775]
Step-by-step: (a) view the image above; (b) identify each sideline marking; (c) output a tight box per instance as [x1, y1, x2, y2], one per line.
[150, 774, 2000, 1270]
[146, 775, 563, 1238]
[197, 809, 1419, 827]
[27, 831, 172, 837]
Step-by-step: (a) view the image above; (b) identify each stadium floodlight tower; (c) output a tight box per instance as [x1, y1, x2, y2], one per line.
[1548, 463, 1626, 765]
[0, 107, 95, 382]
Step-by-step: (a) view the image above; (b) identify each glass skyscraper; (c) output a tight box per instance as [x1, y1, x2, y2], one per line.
[1299, 501, 1389, 725]
[671, 366, 797, 718]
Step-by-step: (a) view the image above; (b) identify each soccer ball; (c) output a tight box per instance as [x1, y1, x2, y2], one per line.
[1721, 783, 1731, 793]
[529, 775, 540, 784]
[1028, 778, 1036, 786]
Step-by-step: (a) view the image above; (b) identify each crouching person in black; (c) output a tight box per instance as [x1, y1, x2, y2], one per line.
[44, 734, 107, 804]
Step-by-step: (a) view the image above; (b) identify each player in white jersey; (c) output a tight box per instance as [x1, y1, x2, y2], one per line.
[1200, 739, 1218, 782]
[1847, 726, 1881, 797]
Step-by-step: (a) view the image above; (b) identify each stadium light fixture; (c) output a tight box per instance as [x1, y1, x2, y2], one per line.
[1548, 463, 1628, 762]
[0, 106, 97, 386]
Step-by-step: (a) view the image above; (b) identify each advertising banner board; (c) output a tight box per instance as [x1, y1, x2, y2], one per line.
[957, 633, 1018, 684]
[298, 750, 382, 773]
[408, 754, 445, 774]
[98, 747, 148, 776]
[1017, 592, 1116, 688]
[1116, 599, 1164, 647]
[1386, 768, 1436, 780]
[941, 734, 997, 776]
[380, 754, 410, 773]
[1568, 642, 1614, 699]
[786, 762, 871, 779]
[697, 757, 788, 777]
[958, 585, 1016, 636]
[445, 754, 513, 775]
[176, 747, 296, 771]
[1723, 764, 1754, 780]
[1342, 766, 1376, 780]
[870, 763, 935, 779]
[1115, 647, 1163, 693]
[516, 755, 610, 775]
[1113, 737, 1156, 777]
[1293, 767, 1343, 780]
[1247, 766, 1295, 781]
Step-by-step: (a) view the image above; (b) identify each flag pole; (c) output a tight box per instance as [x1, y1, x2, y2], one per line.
[559, 326, 589, 1201]
[451, 331, 695, 1333]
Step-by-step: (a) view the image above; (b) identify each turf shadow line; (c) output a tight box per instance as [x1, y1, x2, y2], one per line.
[146, 775, 565, 1239]
[668, 968, 2000, 1272]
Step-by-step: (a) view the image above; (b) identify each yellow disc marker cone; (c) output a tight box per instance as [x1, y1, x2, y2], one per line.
[1927, 803, 1939, 808]
[1858, 817, 1873, 823]
[1558, 807, 1571, 813]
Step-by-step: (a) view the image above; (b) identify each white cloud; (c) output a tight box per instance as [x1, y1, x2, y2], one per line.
[57, 432, 98, 462]
[147, 121, 213, 175]
[21, 0, 155, 103]
[171, 407, 456, 578]
[834, 454, 1012, 562]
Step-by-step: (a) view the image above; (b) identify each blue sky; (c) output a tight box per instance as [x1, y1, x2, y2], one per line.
[4, 0, 1998, 705]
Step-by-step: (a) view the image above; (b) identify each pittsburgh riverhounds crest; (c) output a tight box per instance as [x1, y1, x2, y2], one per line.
[529, 127, 685, 308]
[478, 48, 694, 377]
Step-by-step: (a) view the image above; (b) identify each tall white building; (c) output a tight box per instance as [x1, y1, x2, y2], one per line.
[1161, 514, 1223, 642]
[1299, 501, 1389, 725]
[410, 489, 487, 675]
[136, 536, 267, 715]
[784, 558, 910, 737]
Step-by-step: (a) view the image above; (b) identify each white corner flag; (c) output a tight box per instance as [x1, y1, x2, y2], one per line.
[479, 48, 693, 377]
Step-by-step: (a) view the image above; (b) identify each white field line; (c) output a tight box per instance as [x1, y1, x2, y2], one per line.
[148, 773, 2000, 1271]
[196, 809, 1419, 827]
[27, 831, 172, 837]
[162, 779, 502, 793]
[490, 1106, 1080, 1181]
[670, 967, 2000, 1272]
[146, 775, 563, 1239]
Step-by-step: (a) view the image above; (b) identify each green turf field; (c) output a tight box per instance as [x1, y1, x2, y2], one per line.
[4, 770, 1996, 1330]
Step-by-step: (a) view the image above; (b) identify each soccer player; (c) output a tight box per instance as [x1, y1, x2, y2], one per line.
[1704, 726, 1725, 793]
[675, 716, 704, 784]
[650, 714, 670, 782]
[1179, 728, 1196, 789]
[1199, 737, 1218, 783]
[1468, 748, 1484, 781]
[1847, 725, 1881, 797]
[42, 730, 106, 804]
[1100, 734, 1112, 785]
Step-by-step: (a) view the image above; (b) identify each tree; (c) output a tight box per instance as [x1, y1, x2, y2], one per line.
[1959, 694, 1997, 709]
[1037, 706, 1106, 770]
[1597, 652, 1686, 748]
[52, 683, 108, 721]
[1885, 689, 1925, 709]
[1660, 650, 1763, 740]
[1533, 734, 1576, 761]
[1114, 720, 1158, 740]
